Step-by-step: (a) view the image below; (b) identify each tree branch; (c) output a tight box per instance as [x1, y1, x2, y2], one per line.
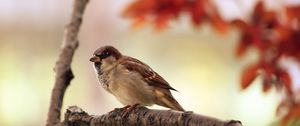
[46, 0, 89, 126]
[61, 106, 242, 126]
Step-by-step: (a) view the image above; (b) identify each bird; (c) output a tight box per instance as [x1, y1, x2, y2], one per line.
[89, 45, 185, 112]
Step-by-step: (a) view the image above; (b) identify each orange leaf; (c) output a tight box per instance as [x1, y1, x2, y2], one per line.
[154, 12, 171, 31]
[131, 16, 146, 29]
[122, 0, 155, 18]
[210, 12, 228, 34]
[241, 64, 259, 89]
[231, 19, 248, 31]
[286, 6, 300, 24]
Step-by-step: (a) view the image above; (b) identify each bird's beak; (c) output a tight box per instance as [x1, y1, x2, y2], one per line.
[89, 56, 101, 63]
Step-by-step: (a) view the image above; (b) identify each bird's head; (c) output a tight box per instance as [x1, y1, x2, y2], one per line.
[89, 45, 122, 72]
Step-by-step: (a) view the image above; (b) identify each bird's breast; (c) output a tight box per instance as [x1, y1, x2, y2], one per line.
[99, 65, 156, 106]
[98, 74, 110, 90]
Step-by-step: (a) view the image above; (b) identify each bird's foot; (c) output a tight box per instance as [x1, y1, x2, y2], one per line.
[121, 104, 139, 118]
[108, 105, 131, 115]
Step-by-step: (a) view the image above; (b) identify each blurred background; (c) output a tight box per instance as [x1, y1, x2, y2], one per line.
[1, 0, 299, 125]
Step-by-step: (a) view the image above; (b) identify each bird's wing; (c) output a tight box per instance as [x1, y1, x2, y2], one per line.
[119, 56, 177, 91]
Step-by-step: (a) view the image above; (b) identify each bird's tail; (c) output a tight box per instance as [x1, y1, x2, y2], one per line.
[156, 90, 185, 111]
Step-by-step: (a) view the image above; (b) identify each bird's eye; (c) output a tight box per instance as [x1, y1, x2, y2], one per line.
[99, 51, 110, 59]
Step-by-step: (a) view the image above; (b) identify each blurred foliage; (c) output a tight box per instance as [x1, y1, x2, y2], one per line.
[124, 0, 300, 125]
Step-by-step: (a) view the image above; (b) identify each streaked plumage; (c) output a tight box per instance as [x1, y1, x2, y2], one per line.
[90, 45, 184, 111]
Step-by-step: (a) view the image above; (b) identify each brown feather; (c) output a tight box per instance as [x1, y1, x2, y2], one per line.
[154, 89, 185, 111]
[93, 46, 122, 60]
[119, 56, 177, 91]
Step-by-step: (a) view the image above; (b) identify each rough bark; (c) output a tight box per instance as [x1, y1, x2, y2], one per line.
[60, 106, 242, 126]
[46, 0, 89, 126]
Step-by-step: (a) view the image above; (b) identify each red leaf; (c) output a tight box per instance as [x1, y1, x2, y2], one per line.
[278, 70, 293, 95]
[262, 11, 278, 28]
[263, 77, 272, 93]
[236, 34, 252, 57]
[261, 65, 275, 93]
[252, 1, 265, 24]
[241, 64, 259, 89]
[190, 0, 205, 25]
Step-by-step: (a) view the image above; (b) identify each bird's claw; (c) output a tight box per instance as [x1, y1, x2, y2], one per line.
[121, 104, 139, 118]
[108, 105, 131, 115]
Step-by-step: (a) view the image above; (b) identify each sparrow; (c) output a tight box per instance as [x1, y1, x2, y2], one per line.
[89, 45, 185, 112]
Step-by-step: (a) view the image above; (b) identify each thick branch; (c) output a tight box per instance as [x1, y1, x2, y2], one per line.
[46, 0, 89, 126]
[62, 106, 242, 126]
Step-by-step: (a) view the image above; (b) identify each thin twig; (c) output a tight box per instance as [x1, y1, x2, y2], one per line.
[46, 0, 89, 126]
